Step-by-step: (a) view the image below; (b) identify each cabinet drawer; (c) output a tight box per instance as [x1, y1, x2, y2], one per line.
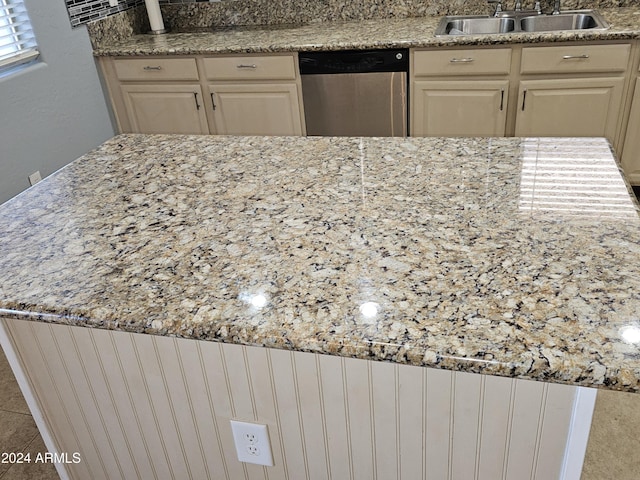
[520, 44, 630, 74]
[113, 58, 199, 81]
[413, 48, 512, 76]
[203, 54, 297, 81]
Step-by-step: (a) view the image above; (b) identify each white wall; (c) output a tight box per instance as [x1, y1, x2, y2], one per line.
[0, 0, 115, 205]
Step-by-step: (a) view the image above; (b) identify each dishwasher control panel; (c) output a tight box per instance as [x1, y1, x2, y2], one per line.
[299, 49, 409, 75]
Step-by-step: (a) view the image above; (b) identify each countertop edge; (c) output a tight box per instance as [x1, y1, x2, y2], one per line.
[0, 306, 624, 394]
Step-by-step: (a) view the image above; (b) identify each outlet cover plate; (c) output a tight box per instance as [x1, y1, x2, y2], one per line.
[230, 420, 274, 466]
[28, 171, 42, 186]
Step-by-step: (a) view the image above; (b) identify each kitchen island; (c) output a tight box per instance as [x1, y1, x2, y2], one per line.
[1, 134, 639, 479]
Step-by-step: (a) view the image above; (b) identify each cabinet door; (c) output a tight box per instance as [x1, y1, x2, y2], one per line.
[120, 84, 209, 134]
[208, 83, 303, 136]
[515, 77, 624, 142]
[621, 78, 640, 185]
[412, 80, 509, 137]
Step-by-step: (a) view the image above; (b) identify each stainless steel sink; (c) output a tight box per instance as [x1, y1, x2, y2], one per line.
[434, 10, 609, 36]
[441, 16, 516, 35]
[520, 12, 608, 32]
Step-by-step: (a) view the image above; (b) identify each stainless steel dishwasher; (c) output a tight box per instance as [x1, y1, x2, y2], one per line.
[299, 49, 409, 137]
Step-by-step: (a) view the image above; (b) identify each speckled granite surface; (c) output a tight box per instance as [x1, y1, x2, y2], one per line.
[91, 7, 640, 55]
[1, 134, 640, 392]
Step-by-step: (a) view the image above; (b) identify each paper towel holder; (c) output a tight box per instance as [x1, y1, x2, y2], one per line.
[144, 0, 169, 35]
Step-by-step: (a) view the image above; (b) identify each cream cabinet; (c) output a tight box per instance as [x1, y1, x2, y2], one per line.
[621, 79, 640, 185]
[411, 48, 512, 137]
[515, 44, 630, 145]
[203, 54, 304, 135]
[411, 43, 632, 143]
[208, 84, 303, 135]
[102, 57, 209, 134]
[413, 80, 509, 136]
[120, 84, 209, 134]
[98, 53, 305, 136]
[515, 78, 625, 140]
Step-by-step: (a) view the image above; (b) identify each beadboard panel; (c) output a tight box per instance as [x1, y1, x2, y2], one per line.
[5, 318, 581, 480]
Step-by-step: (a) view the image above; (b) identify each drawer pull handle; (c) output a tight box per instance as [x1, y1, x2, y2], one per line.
[500, 89, 504, 111]
[237, 64, 257, 69]
[449, 57, 474, 63]
[522, 89, 527, 111]
[194, 92, 201, 110]
[210, 92, 216, 111]
[143, 66, 163, 70]
[562, 54, 590, 60]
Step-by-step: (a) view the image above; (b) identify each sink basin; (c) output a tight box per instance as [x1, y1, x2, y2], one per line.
[520, 12, 607, 32]
[442, 17, 516, 35]
[434, 10, 609, 36]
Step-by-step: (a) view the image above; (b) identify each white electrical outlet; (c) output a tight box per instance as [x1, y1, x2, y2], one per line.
[230, 420, 274, 466]
[28, 171, 42, 186]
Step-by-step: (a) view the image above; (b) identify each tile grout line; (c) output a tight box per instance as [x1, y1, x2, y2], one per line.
[0, 407, 33, 416]
[0, 430, 43, 480]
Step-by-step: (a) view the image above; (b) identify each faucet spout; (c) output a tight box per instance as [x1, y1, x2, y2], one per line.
[487, 0, 503, 16]
[514, 0, 522, 10]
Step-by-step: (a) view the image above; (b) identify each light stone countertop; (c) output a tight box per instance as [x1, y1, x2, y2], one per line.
[92, 8, 640, 56]
[1, 134, 640, 392]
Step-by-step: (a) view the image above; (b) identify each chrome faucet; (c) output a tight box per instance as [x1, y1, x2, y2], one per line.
[488, 0, 503, 16]
[514, 0, 522, 11]
[552, 0, 561, 14]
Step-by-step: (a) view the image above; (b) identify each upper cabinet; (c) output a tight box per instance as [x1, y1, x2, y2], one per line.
[99, 53, 305, 136]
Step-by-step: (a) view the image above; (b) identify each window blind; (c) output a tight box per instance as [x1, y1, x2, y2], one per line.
[0, 0, 38, 74]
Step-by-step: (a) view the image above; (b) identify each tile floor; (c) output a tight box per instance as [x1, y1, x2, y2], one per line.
[0, 349, 58, 480]
[0, 343, 640, 480]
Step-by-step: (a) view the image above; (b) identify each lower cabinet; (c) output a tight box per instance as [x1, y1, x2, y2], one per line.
[120, 84, 210, 134]
[209, 83, 303, 135]
[100, 54, 306, 136]
[411, 47, 512, 137]
[412, 80, 509, 136]
[514, 77, 625, 141]
[621, 78, 640, 185]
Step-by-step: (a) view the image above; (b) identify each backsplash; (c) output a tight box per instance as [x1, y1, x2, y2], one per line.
[66, 0, 143, 27]
[75, 0, 640, 30]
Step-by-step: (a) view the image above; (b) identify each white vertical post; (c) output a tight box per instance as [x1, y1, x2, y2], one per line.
[560, 386, 598, 480]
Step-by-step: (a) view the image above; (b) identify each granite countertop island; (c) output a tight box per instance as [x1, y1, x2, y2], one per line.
[1, 134, 640, 392]
[91, 7, 640, 56]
